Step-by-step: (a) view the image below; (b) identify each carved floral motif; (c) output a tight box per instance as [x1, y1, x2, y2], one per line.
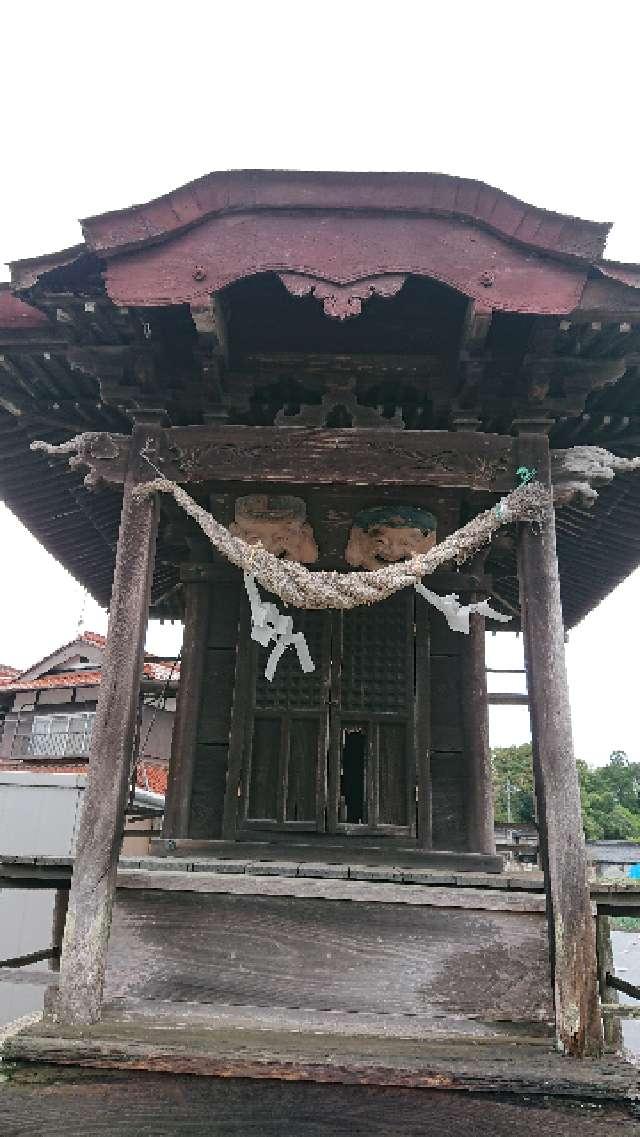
[275, 377, 404, 429]
[278, 272, 407, 320]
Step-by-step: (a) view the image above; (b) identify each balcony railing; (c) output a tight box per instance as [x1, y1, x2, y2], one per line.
[11, 731, 93, 759]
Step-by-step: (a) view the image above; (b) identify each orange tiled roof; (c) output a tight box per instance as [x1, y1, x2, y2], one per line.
[0, 670, 102, 694]
[80, 631, 106, 646]
[0, 634, 179, 693]
[137, 762, 168, 795]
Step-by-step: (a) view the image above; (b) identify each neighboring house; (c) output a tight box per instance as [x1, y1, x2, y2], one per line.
[0, 631, 178, 795]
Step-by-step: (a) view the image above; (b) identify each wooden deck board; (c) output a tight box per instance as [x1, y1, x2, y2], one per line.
[4, 1018, 639, 1105]
[1, 1066, 637, 1137]
[100, 997, 554, 1040]
[114, 868, 546, 912]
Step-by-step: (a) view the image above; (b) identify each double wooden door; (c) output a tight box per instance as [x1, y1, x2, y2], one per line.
[234, 592, 419, 837]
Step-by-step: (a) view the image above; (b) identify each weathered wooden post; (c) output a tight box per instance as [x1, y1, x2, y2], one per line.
[461, 607, 496, 855]
[516, 421, 602, 1056]
[55, 419, 160, 1025]
[163, 572, 210, 838]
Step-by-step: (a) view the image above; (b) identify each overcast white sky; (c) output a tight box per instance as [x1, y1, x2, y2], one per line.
[1, 2, 639, 765]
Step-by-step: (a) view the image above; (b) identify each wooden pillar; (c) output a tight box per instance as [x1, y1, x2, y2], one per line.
[49, 888, 69, 973]
[415, 597, 432, 848]
[516, 423, 602, 1057]
[163, 576, 210, 838]
[55, 420, 160, 1026]
[596, 913, 623, 1051]
[461, 608, 495, 855]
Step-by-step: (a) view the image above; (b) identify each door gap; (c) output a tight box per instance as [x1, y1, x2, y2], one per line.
[340, 728, 368, 823]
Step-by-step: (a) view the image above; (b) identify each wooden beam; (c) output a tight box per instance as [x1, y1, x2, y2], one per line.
[55, 418, 160, 1026]
[487, 693, 529, 706]
[66, 426, 518, 491]
[516, 425, 602, 1057]
[163, 579, 211, 839]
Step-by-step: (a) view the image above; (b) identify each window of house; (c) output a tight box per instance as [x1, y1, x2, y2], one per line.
[29, 712, 95, 758]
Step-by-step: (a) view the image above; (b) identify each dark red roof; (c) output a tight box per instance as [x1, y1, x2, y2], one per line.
[78, 170, 611, 262]
[0, 285, 48, 330]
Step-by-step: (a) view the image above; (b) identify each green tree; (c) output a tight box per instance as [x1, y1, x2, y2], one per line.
[578, 750, 640, 840]
[492, 743, 534, 825]
[492, 746, 640, 841]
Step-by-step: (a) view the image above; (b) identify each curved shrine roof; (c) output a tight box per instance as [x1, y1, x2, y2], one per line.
[2, 170, 640, 627]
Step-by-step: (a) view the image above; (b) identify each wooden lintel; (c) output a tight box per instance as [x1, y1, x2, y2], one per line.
[68, 426, 518, 492]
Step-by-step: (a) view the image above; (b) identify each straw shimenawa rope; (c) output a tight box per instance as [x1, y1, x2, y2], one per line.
[29, 434, 548, 610]
[133, 478, 548, 610]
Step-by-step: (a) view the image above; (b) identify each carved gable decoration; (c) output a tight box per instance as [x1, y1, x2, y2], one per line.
[230, 494, 318, 563]
[278, 272, 407, 320]
[275, 377, 404, 429]
[345, 505, 437, 570]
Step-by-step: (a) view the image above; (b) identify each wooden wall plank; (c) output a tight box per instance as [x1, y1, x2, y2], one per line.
[248, 719, 281, 821]
[105, 888, 552, 1024]
[163, 580, 210, 838]
[187, 573, 241, 839]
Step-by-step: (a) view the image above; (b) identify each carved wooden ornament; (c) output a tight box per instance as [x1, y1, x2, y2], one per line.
[278, 272, 407, 320]
[345, 505, 437, 570]
[229, 494, 318, 563]
[551, 445, 640, 508]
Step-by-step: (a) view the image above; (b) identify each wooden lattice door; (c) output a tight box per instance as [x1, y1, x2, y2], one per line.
[233, 590, 420, 839]
[329, 592, 416, 836]
[237, 608, 332, 832]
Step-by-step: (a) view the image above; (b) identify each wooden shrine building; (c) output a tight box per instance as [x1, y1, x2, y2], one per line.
[3, 171, 640, 1083]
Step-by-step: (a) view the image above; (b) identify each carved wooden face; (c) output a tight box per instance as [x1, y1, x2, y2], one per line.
[345, 509, 437, 570]
[230, 494, 319, 563]
[230, 516, 318, 562]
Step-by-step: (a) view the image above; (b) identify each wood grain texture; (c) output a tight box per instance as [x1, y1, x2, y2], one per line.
[188, 574, 241, 839]
[517, 429, 602, 1057]
[461, 611, 495, 855]
[113, 871, 545, 912]
[55, 419, 160, 1026]
[163, 580, 210, 837]
[104, 888, 552, 1023]
[2, 1064, 636, 1137]
[147, 839, 505, 874]
[76, 426, 517, 490]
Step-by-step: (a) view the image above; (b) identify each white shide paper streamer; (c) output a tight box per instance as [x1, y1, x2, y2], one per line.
[245, 572, 510, 680]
